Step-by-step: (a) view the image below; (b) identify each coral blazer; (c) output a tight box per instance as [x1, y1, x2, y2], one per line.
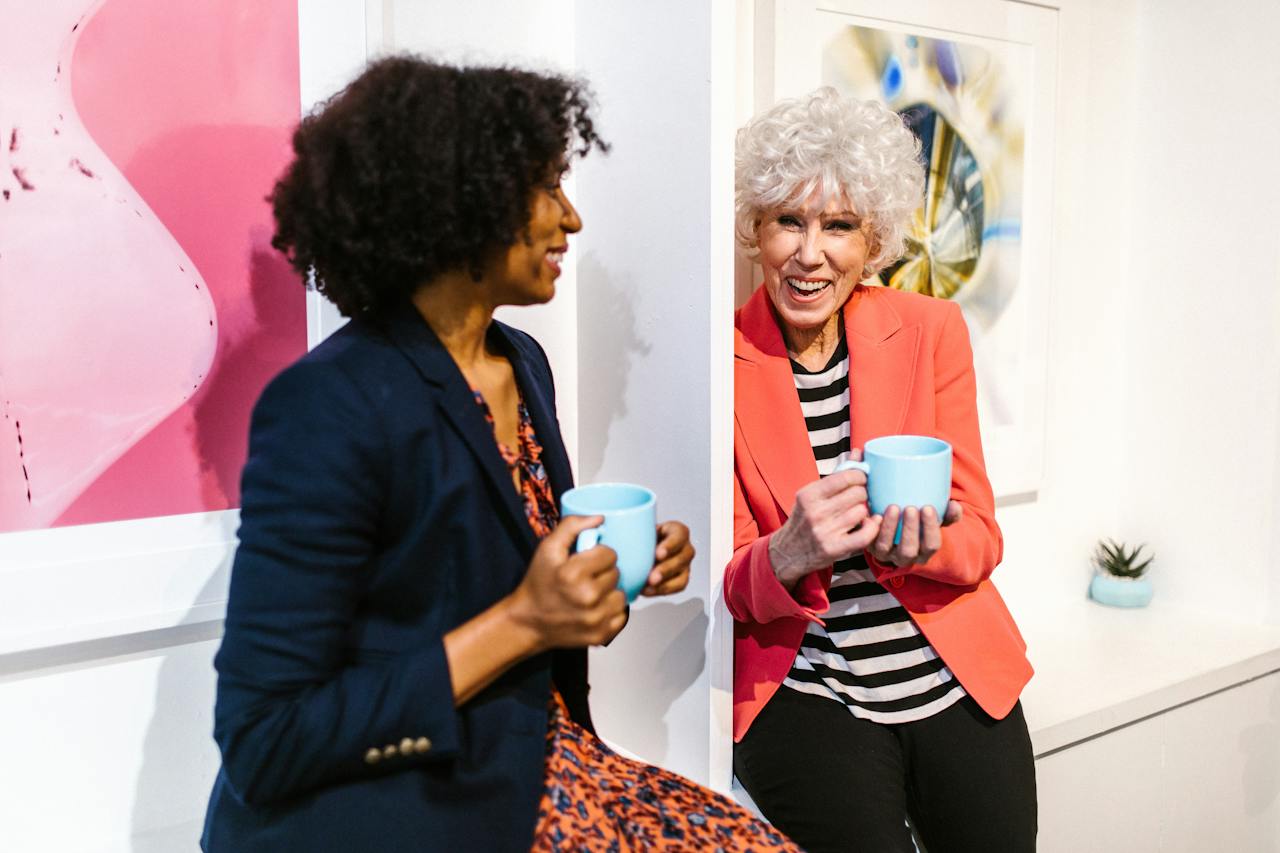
[726, 284, 1032, 742]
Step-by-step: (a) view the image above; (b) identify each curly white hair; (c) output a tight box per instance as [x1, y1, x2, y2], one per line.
[735, 87, 924, 275]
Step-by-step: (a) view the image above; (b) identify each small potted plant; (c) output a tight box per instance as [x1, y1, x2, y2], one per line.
[1089, 539, 1154, 608]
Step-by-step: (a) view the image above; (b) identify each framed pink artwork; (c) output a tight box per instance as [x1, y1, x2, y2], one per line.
[2, 0, 304, 533]
[1, 0, 370, 653]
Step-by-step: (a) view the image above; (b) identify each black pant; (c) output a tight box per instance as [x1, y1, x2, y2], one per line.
[734, 687, 1037, 853]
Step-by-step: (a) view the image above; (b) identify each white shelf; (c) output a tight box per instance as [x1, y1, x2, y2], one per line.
[1020, 598, 1280, 755]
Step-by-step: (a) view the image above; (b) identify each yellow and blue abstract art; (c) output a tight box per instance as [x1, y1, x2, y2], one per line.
[824, 26, 1026, 332]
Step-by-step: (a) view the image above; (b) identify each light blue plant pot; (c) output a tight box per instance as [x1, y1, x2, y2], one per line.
[1089, 573, 1153, 608]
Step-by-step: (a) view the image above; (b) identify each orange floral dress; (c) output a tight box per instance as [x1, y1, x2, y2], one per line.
[473, 390, 800, 853]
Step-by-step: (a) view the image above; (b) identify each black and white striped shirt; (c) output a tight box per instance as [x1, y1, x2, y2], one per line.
[781, 330, 965, 723]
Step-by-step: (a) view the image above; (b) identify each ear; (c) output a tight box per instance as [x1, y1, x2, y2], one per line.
[861, 235, 880, 279]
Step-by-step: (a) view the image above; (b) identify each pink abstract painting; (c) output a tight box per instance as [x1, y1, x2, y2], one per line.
[0, 0, 305, 533]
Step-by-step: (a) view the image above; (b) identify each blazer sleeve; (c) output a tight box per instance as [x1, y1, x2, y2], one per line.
[869, 302, 1003, 587]
[723, 428, 828, 625]
[212, 361, 462, 807]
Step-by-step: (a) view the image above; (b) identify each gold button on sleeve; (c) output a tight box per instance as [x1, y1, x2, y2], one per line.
[400, 737, 415, 754]
[381, 744, 398, 759]
[413, 736, 432, 754]
[364, 748, 381, 765]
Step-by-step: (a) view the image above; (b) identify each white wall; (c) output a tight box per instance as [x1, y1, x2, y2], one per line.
[998, 0, 1280, 628]
[6, 1, 1280, 850]
[0, 635, 222, 853]
[1115, 0, 1280, 624]
[573, 0, 737, 787]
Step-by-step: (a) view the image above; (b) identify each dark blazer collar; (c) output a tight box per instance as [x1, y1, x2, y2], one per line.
[499, 325, 575, 501]
[381, 301, 566, 556]
[734, 284, 920, 519]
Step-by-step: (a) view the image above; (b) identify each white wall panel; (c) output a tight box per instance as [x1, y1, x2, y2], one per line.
[1117, 0, 1280, 622]
[1038, 671, 1280, 852]
[0, 640, 221, 853]
[573, 0, 723, 786]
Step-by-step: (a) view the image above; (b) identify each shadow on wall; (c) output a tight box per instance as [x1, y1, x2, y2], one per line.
[598, 598, 708, 762]
[129, 536, 228, 852]
[574, 252, 651, 483]
[190, 226, 300, 507]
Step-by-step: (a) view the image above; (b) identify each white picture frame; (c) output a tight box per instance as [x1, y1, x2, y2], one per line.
[756, 0, 1057, 499]
[0, 0, 372, 661]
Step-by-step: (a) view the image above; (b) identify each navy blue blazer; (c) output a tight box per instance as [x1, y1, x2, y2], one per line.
[201, 301, 592, 853]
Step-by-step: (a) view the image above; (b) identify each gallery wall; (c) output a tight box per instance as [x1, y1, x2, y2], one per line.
[2, 0, 1279, 851]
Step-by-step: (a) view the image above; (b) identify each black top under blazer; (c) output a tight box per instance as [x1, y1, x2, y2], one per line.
[201, 301, 592, 853]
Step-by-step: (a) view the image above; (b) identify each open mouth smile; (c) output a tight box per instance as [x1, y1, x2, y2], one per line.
[785, 277, 833, 300]
[545, 247, 566, 275]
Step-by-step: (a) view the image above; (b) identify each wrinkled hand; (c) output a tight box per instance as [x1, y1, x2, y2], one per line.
[867, 502, 963, 567]
[642, 521, 694, 597]
[769, 463, 881, 588]
[508, 515, 628, 650]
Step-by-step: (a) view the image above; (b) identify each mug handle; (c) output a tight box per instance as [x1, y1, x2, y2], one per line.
[833, 459, 870, 476]
[575, 527, 602, 553]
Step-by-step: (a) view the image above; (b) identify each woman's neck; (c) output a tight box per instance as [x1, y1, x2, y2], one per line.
[412, 271, 498, 370]
[783, 310, 843, 371]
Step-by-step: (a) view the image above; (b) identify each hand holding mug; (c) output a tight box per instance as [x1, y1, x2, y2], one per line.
[866, 501, 963, 567]
[642, 520, 695, 597]
[560, 483, 659, 603]
[509, 514, 628, 650]
[769, 460, 881, 588]
[833, 435, 961, 568]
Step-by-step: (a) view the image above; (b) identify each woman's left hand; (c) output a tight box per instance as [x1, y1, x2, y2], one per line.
[643, 521, 695, 597]
[868, 502, 963, 567]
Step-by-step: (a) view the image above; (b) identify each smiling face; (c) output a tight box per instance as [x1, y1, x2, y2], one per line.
[491, 169, 582, 306]
[756, 190, 874, 344]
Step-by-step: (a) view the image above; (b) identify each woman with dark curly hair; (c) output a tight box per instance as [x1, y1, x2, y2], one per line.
[200, 57, 798, 853]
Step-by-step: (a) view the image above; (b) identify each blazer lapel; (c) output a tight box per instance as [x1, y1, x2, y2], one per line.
[734, 285, 922, 519]
[497, 323, 576, 501]
[734, 287, 819, 517]
[844, 286, 920, 447]
[383, 303, 538, 556]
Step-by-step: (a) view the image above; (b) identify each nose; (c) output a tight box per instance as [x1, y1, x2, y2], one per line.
[556, 187, 583, 234]
[795, 223, 824, 268]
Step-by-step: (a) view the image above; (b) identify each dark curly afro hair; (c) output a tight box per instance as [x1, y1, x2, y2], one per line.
[269, 56, 607, 319]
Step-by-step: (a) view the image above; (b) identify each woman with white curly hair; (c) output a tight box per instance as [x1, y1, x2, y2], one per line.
[724, 87, 1037, 852]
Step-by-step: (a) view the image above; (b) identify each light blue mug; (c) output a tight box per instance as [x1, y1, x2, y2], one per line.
[834, 435, 952, 544]
[559, 482, 657, 603]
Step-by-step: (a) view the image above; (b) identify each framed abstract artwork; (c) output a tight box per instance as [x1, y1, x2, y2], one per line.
[0, 0, 370, 654]
[759, 0, 1058, 498]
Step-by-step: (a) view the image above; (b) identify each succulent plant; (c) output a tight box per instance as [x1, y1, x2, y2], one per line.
[1092, 539, 1153, 580]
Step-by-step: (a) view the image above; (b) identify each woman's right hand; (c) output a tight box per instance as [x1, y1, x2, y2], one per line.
[507, 515, 628, 651]
[769, 467, 880, 588]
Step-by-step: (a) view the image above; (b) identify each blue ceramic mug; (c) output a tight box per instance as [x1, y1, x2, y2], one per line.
[559, 483, 657, 603]
[834, 435, 952, 544]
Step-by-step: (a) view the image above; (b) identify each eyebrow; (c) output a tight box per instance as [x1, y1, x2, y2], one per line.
[775, 209, 861, 218]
